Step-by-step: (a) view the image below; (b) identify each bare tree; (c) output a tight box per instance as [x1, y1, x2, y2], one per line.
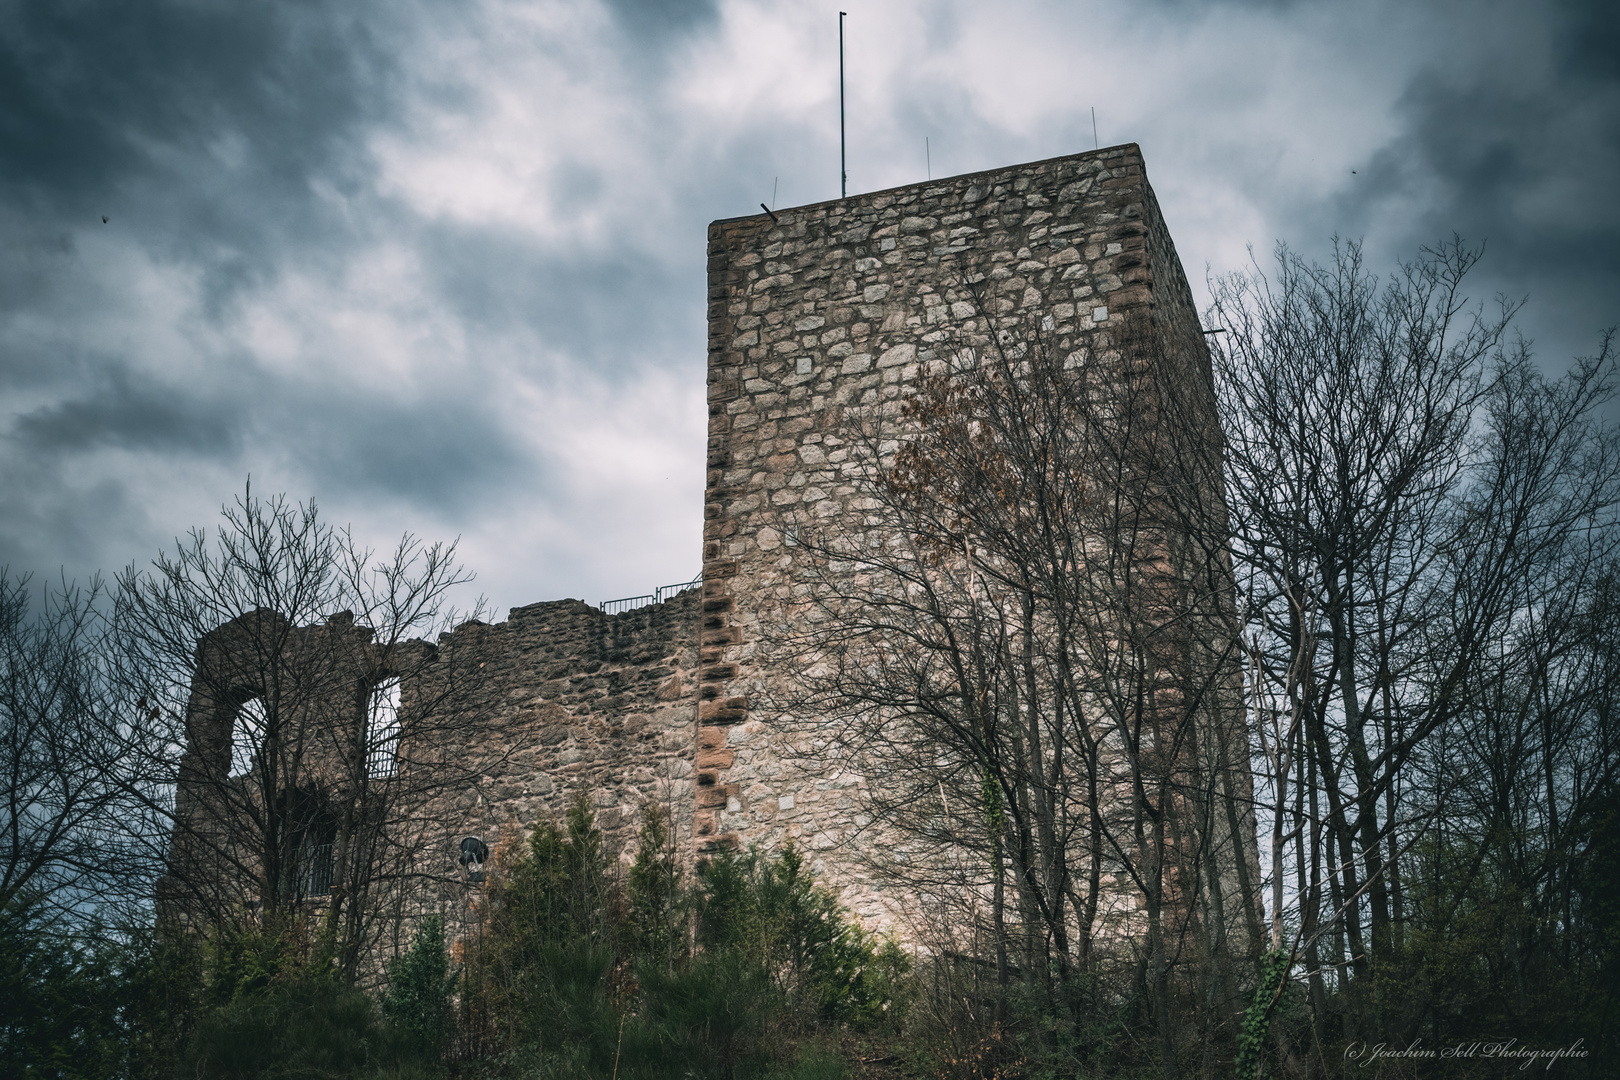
[115, 487, 490, 981]
[0, 572, 148, 919]
[1209, 237, 1620, 1060]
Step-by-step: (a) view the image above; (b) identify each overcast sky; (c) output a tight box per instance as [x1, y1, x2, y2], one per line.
[2, 0, 1615, 620]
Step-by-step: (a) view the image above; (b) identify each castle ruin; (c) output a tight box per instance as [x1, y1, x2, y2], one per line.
[165, 144, 1259, 964]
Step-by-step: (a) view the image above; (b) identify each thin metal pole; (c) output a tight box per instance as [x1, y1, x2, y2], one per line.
[1092, 107, 1098, 150]
[839, 12, 847, 198]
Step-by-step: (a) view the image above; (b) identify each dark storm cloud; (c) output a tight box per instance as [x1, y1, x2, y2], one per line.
[1322, 0, 1620, 368]
[0, 0, 550, 590]
[11, 368, 238, 454]
[264, 381, 536, 514]
[1561, 0, 1620, 79]
[1, 0, 1614, 617]
[0, 1, 390, 236]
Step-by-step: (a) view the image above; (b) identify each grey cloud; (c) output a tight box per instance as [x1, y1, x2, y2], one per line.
[2, 347, 536, 516]
[0, 0, 394, 300]
[0, 475, 147, 579]
[413, 220, 705, 376]
[11, 368, 239, 454]
[0, 1, 390, 192]
[601, 0, 719, 45]
[263, 386, 538, 515]
[1559, 0, 1620, 79]
[2, 0, 1616, 618]
[1321, 3, 1619, 372]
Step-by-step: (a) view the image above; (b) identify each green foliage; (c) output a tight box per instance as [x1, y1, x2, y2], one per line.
[0, 905, 218, 1080]
[698, 844, 906, 1024]
[177, 976, 426, 1080]
[204, 912, 327, 1005]
[510, 790, 613, 946]
[382, 914, 455, 1058]
[980, 767, 1004, 839]
[467, 791, 624, 1049]
[119, 923, 209, 1080]
[634, 947, 776, 1079]
[627, 804, 683, 971]
[1234, 950, 1289, 1080]
[460, 802, 894, 1079]
[0, 897, 126, 1080]
[173, 911, 454, 1079]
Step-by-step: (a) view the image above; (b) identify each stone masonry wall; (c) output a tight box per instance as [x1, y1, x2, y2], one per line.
[698, 144, 1237, 925]
[418, 591, 701, 887]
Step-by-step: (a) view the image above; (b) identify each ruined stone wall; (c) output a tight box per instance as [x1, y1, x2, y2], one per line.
[161, 610, 402, 926]
[416, 592, 700, 881]
[163, 591, 702, 965]
[697, 144, 1254, 928]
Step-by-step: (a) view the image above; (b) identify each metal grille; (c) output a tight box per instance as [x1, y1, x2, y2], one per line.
[368, 677, 401, 779]
[304, 842, 334, 897]
[367, 738, 399, 778]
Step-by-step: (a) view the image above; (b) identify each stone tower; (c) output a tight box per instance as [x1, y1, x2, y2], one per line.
[695, 143, 1256, 928]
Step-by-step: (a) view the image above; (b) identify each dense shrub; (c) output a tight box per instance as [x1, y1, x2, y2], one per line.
[0, 897, 126, 1080]
[697, 844, 908, 1025]
[456, 796, 906, 1078]
[381, 914, 455, 1059]
[177, 976, 426, 1080]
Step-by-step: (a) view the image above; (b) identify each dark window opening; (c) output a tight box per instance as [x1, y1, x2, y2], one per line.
[282, 786, 338, 901]
[303, 840, 334, 897]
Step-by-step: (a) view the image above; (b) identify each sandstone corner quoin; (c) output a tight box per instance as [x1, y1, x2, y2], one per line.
[163, 144, 1261, 959]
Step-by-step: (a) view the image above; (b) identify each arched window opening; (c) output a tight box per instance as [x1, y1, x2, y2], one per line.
[367, 676, 401, 779]
[229, 695, 267, 778]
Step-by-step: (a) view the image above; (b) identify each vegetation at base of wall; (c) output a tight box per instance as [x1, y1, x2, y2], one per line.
[178, 978, 436, 1080]
[695, 843, 909, 1025]
[455, 793, 909, 1079]
[383, 915, 456, 1058]
[4, 770, 1610, 1080]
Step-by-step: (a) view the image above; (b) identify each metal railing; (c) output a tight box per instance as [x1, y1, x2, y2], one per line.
[656, 571, 704, 603]
[599, 572, 702, 615]
[366, 678, 401, 779]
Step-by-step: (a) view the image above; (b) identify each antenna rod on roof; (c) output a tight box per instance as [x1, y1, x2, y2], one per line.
[839, 12, 847, 199]
[1092, 107, 1099, 150]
